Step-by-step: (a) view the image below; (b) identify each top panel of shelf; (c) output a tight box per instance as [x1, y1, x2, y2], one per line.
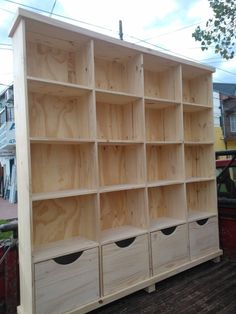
[9, 8, 215, 74]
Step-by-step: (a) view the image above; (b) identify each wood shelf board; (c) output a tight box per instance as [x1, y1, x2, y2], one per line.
[188, 211, 217, 222]
[33, 236, 98, 263]
[32, 189, 97, 201]
[184, 141, 214, 145]
[146, 141, 183, 145]
[183, 102, 211, 110]
[97, 140, 144, 145]
[150, 217, 186, 232]
[96, 89, 140, 104]
[101, 225, 147, 245]
[147, 180, 184, 188]
[145, 97, 180, 108]
[185, 177, 215, 184]
[99, 183, 145, 193]
[30, 137, 95, 144]
[27, 77, 92, 96]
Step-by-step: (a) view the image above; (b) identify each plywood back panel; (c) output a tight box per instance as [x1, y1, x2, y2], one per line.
[100, 189, 147, 230]
[31, 143, 96, 193]
[186, 180, 217, 213]
[33, 194, 97, 247]
[148, 184, 186, 220]
[145, 103, 182, 141]
[29, 91, 94, 139]
[185, 144, 215, 179]
[97, 99, 144, 141]
[99, 144, 145, 186]
[146, 144, 183, 181]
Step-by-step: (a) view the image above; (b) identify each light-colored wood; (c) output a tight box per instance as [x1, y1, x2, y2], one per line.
[102, 234, 150, 295]
[97, 96, 144, 141]
[100, 189, 147, 237]
[35, 248, 99, 314]
[149, 217, 186, 232]
[12, 19, 34, 314]
[146, 144, 184, 182]
[148, 184, 187, 229]
[145, 101, 182, 142]
[183, 106, 213, 142]
[189, 216, 219, 259]
[31, 143, 96, 193]
[28, 88, 95, 140]
[33, 194, 98, 248]
[98, 144, 145, 187]
[184, 144, 215, 179]
[213, 256, 221, 263]
[144, 284, 156, 293]
[151, 224, 189, 275]
[186, 180, 217, 219]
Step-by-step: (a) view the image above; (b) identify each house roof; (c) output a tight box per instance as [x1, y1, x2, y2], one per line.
[213, 83, 236, 97]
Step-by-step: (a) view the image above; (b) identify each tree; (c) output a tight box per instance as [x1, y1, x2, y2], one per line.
[192, 0, 236, 59]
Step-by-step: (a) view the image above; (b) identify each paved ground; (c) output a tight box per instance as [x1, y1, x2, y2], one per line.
[0, 197, 17, 220]
[92, 258, 236, 314]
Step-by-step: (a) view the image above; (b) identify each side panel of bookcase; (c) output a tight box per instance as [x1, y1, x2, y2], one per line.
[12, 20, 34, 313]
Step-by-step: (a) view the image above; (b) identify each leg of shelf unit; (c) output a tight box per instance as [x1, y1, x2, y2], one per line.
[144, 284, 156, 293]
[212, 256, 221, 263]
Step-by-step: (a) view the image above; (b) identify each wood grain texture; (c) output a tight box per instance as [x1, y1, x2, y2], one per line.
[98, 144, 145, 187]
[146, 144, 184, 182]
[189, 216, 219, 259]
[145, 102, 182, 142]
[31, 143, 96, 193]
[151, 224, 189, 275]
[35, 248, 99, 314]
[29, 91, 95, 139]
[102, 234, 150, 295]
[186, 180, 217, 218]
[100, 189, 147, 232]
[33, 194, 98, 247]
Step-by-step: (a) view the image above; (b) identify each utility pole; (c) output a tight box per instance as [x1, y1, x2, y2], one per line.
[119, 20, 123, 40]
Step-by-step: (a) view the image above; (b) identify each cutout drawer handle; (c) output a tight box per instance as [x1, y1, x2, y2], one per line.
[161, 226, 177, 235]
[115, 237, 136, 248]
[196, 218, 208, 226]
[53, 251, 83, 265]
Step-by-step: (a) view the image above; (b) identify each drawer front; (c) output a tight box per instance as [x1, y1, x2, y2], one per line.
[102, 234, 150, 295]
[189, 216, 219, 259]
[151, 224, 189, 275]
[35, 248, 99, 314]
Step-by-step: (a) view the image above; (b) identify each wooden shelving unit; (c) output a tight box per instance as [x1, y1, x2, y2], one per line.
[10, 9, 222, 314]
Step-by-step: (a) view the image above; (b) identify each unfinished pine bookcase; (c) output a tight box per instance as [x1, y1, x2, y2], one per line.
[10, 9, 222, 314]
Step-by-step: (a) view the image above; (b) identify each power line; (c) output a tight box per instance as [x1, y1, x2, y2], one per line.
[50, 0, 57, 17]
[0, 6, 14, 14]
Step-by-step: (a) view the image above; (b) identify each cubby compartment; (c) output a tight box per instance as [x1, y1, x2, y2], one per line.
[143, 55, 181, 101]
[146, 144, 184, 184]
[32, 194, 98, 262]
[186, 180, 217, 222]
[151, 224, 189, 275]
[96, 91, 144, 141]
[94, 42, 143, 95]
[148, 184, 186, 231]
[184, 144, 215, 180]
[102, 234, 149, 295]
[145, 99, 182, 142]
[98, 144, 145, 189]
[100, 189, 147, 244]
[26, 31, 93, 86]
[189, 216, 219, 259]
[35, 247, 99, 314]
[183, 104, 213, 143]
[31, 143, 96, 195]
[28, 79, 95, 140]
[182, 65, 212, 106]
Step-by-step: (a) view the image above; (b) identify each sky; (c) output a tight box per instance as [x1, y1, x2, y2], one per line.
[0, 0, 236, 93]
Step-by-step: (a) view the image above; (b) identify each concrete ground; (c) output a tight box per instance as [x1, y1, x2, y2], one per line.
[0, 197, 17, 220]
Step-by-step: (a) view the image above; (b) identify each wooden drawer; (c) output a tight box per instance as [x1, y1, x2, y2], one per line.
[189, 216, 219, 259]
[102, 234, 150, 295]
[151, 224, 189, 275]
[34, 248, 99, 314]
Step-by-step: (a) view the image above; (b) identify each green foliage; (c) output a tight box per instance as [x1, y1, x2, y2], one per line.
[192, 0, 236, 59]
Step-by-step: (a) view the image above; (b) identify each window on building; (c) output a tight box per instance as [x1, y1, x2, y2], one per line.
[230, 114, 236, 132]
